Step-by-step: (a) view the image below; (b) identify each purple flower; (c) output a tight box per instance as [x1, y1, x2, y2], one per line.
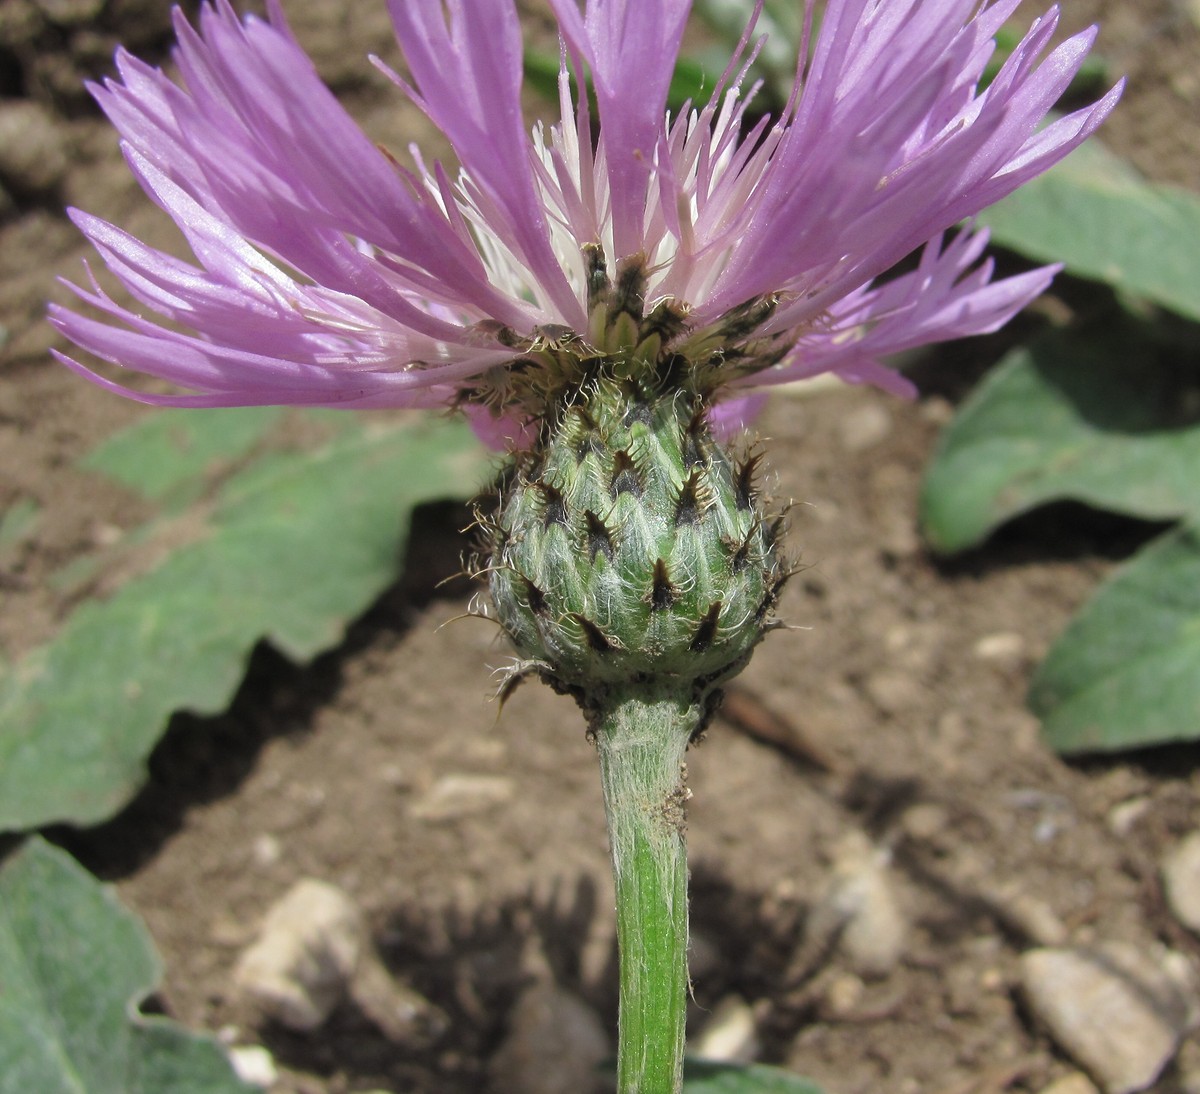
[51, 0, 1120, 426]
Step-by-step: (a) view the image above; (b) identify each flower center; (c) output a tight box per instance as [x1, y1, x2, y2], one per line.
[463, 246, 796, 422]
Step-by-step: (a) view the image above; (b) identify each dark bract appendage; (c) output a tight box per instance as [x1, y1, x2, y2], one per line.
[486, 376, 788, 720]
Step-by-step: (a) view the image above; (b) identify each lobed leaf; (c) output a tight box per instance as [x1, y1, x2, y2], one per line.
[1030, 521, 1200, 754]
[920, 319, 1200, 554]
[0, 411, 488, 831]
[979, 140, 1200, 323]
[80, 406, 283, 508]
[0, 837, 254, 1093]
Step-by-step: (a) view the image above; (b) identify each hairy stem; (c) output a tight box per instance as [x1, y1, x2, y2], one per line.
[595, 688, 699, 1094]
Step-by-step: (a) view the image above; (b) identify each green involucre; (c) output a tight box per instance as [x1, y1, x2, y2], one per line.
[486, 376, 786, 715]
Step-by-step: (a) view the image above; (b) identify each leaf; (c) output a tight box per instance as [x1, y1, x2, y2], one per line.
[684, 1060, 826, 1093]
[978, 139, 1200, 323]
[920, 319, 1200, 554]
[0, 836, 253, 1094]
[0, 412, 489, 831]
[1031, 521, 1200, 754]
[80, 406, 283, 508]
[0, 497, 39, 551]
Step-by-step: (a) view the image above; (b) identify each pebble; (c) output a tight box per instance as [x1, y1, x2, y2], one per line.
[0, 101, 69, 197]
[981, 879, 1068, 946]
[251, 833, 282, 867]
[900, 802, 953, 844]
[1037, 1075, 1101, 1094]
[919, 396, 955, 426]
[1020, 943, 1198, 1093]
[409, 773, 515, 821]
[690, 995, 759, 1063]
[227, 1044, 278, 1089]
[821, 972, 866, 1018]
[973, 631, 1026, 662]
[806, 831, 907, 978]
[1106, 797, 1151, 838]
[489, 980, 610, 1094]
[233, 879, 365, 1030]
[1162, 831, 1200, 933]
[863, 669, 923, 716]
[234, 878, 446, 1043]
[837, 402, 893, 453]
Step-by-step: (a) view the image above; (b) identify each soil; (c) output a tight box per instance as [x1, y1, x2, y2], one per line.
[3, 2, 1200, 1093]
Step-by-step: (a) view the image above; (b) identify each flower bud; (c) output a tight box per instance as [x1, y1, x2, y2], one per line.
[487, 376, 787, 717]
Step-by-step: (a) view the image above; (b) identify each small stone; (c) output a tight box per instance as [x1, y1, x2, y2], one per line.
[822, 972, 866, 1018]
[1020, 943, 1196, 1094]
[900, 802, 952, 843]
[1162, 831, 1200, 933]
[0, 101, 69, 198]
[967, 874, 1067, 946]
[377, 763, 409, 788]
[837, 401, 893, 452]
[979, 964, 1006, 992]
[973, 631, 1025, 662]
[409, 773, 515, 821]
[691, 995, 758, 1063]
[1037, 1075, 1101, 1094]
[1107, 797, 1150, 838]
[90, 522, 123, 548]
[233, 879, 365, 1030]
[251, 833, 282, 867]
[227, 1044, 277, 1089]
[808, 831, 907, 978]
[863, 669, 922, 716]
[919, 396, 954, 425]
[489, 981, 609, 1094]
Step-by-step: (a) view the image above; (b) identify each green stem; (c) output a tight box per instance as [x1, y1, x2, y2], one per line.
[595, 688, 699, 1094]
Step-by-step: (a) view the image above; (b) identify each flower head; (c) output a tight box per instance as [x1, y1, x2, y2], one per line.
[52, 0, 1120, 430]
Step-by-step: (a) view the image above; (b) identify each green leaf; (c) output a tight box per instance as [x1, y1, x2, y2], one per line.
[978, 139, 1200, 323]
[0, 837, 253, 1093]
[0, 411, 488, 831]
[684, 1060, 826, 1093]
[920, 319, 1200, 553]
[80, 406, 283, 508]
[0, 497, 39, 551]
[1031, 521, 1200, 754]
